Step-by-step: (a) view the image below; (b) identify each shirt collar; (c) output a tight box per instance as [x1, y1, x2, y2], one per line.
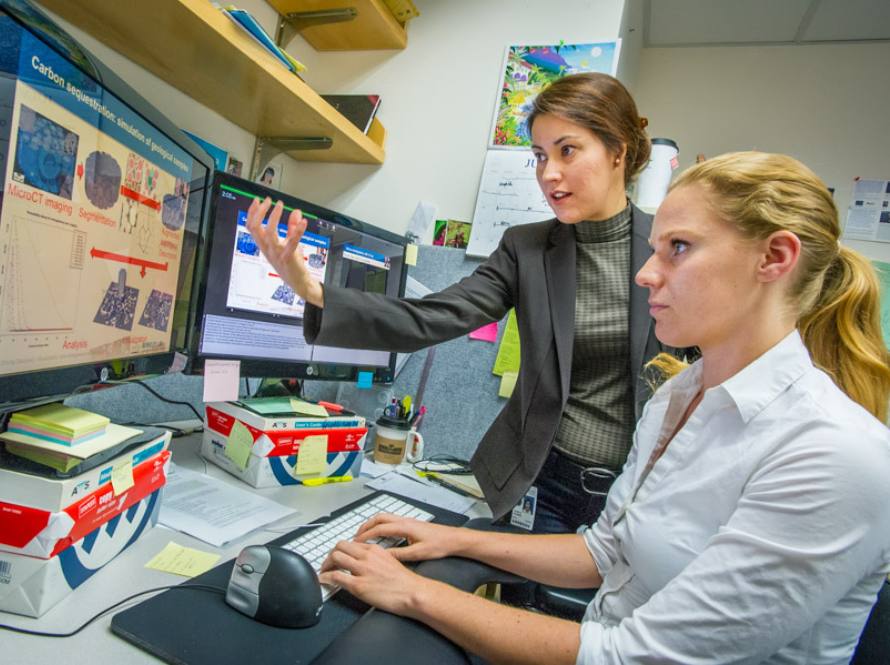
[718, 330, 813, 424]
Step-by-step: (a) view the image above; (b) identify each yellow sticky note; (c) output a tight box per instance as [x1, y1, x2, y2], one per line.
[225, 420, 254, 470]
[289, 398, 329, 418]
[498, 371, 518, 398]
[405, 244, 418, 266]
[145, 542, 220, 578]
[111, 460, 134, 495]
[295, 434, 328, 475]
[492, 309, 521, 376]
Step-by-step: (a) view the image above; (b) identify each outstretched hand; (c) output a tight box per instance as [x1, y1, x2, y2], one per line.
[244, 196, 324, 307]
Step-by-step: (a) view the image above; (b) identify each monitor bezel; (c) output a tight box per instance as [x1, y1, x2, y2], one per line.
[187, 170, 406, 384]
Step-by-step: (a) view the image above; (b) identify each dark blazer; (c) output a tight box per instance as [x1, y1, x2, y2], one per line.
[304, 205, 670, 519]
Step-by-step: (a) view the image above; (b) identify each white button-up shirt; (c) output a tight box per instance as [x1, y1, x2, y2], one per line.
[578, 331, 890, 664]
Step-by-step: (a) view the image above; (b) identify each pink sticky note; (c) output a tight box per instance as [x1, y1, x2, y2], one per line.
[469, 322, 499, 343]
[202, 359, 241, 402]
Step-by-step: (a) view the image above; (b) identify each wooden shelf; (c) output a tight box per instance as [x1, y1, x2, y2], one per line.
[37, 0, 385, 164]
[268, 0, 407, 50]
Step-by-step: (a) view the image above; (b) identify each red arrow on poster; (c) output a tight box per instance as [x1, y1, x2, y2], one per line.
[90, 247, 168, 277]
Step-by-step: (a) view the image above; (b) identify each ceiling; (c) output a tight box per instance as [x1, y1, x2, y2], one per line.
[643, 0, 890, 47]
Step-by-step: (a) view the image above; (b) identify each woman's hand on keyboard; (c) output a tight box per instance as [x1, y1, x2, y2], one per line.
[354, 513, 462, 562]
[318, 539, 437, 615]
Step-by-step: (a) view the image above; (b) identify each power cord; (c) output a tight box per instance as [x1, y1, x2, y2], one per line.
[0, 584, 224, 638]
[105, 378, 203, 421]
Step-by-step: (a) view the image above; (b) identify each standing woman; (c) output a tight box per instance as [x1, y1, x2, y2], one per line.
[247, 73, 680, 534]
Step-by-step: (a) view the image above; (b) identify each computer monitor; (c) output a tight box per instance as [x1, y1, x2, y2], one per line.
[190, 172, 407, 383]
[0, 0, 213, 405]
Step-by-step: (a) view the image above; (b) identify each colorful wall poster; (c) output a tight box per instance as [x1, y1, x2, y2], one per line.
[489, 40, 620, 148]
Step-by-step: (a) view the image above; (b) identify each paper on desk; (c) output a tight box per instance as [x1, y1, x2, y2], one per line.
[145, 541, 221, 578]
[367, 471, 476, 514]
[359, 456, 395, 479]
[159, 464, 296, 546]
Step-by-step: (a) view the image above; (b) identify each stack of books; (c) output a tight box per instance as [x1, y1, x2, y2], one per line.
[2, 403, 139, 472]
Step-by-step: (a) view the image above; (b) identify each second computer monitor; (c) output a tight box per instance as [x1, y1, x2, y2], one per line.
[192, 172, 407, 382]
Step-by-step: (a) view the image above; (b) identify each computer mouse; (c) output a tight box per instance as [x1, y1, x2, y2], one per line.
[225, 545, 323, 628]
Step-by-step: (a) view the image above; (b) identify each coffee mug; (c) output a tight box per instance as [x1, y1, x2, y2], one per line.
[373, 416, 424, 465]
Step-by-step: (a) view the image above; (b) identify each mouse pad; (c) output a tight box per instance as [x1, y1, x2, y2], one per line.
[111, 491, 468, 665]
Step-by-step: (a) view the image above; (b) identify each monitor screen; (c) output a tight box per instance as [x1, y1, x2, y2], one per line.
[192, 172, 407, 382]
[0, 3, 211, 402]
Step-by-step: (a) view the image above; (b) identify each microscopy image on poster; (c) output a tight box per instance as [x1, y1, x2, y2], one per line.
[94, 274, 139, 331]
[138, 289, 173, 332]
[84, 150, 122, 209]
[11, 104, 77, 199]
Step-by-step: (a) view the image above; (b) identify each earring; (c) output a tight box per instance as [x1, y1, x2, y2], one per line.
[614, 157, 621, 166]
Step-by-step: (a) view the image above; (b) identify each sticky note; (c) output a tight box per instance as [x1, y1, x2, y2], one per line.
[289, 398, 329, 418]
[225, 420, 254, 470]
[111, 460, 134, 495]
[498, 371, 518, 398]
[203, 359, 240, 402]
[145, 542, 221, 578]
[405, 244, 418, 266]
[492, 309, 521, 376]
[296, 435, 328, 475]
[469, 322, 498, 343]
[357, 371, 373, 389]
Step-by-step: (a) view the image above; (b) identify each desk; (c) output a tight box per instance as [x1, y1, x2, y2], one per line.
[1, 424, 489, 664]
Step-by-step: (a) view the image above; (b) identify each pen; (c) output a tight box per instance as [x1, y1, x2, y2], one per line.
[317, 400, 344, 413]
[302, 474, 353, 487]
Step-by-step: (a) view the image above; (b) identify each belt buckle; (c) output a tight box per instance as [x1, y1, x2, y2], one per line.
[580, 466, 617, 496]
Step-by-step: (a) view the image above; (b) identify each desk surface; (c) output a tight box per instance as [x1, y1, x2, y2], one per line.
[1, 424, 488, 664]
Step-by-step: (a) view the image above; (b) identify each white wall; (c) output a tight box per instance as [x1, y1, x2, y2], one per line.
[632, 42, 890, 263]
[36, 0, 628, 235]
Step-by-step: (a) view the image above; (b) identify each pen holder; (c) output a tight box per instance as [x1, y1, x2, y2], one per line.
[373, 415, 424, 465]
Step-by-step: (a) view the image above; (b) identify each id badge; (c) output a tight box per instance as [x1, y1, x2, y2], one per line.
[510, 486, 537, 531]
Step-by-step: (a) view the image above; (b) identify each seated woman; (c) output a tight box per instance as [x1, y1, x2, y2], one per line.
[318, 151, 890, 665]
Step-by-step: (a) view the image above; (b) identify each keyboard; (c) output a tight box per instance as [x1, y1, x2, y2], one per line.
[281, 493, 434, 601]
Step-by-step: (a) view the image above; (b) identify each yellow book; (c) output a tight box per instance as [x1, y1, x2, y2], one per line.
[10, 403, 110, 437]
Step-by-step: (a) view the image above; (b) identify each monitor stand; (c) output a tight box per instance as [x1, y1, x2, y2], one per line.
[254, 378, 303, 397]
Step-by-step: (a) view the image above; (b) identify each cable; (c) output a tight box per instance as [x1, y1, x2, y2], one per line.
[0, 584, 224, 638]
[106, 378, 203, 421]
[412, 454, 473, 475]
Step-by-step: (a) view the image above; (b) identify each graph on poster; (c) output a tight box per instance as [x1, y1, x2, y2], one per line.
[0, 214, 85, 332]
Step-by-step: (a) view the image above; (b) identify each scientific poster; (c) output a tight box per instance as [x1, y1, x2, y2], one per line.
[0, 32, 192, 376]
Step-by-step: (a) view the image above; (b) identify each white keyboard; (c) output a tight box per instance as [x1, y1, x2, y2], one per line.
[281, 493, 434, 601]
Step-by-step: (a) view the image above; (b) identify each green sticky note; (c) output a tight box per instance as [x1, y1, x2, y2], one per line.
[493, 309, 521, 376]
[498, 371, 518, 398]
[225, 420, 254, 470]
[874, 261, 890, 351]
[289, 398, 329, 418]
[295, 435, 328, 475]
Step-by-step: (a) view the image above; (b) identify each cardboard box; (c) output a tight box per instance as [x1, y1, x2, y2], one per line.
[202, 402, 366, 488]
[0, 487, 162, 617]
[0, 449, 170, 558]
[0, 430, 170, 512]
